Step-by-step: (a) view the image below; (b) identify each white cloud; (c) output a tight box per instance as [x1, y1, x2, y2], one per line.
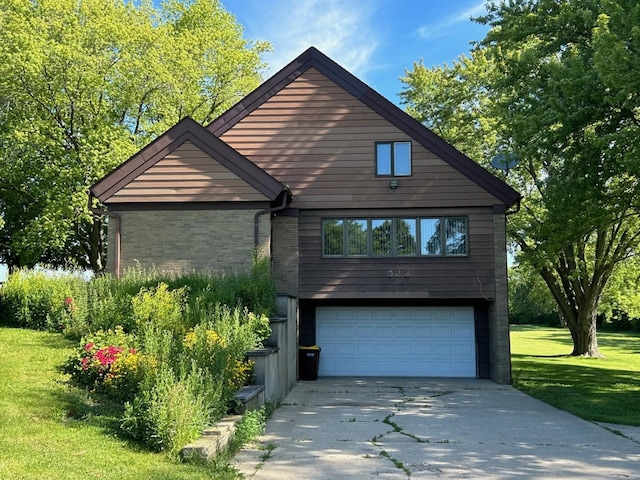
[241, 0, 380, 79]
[417, 1, 486, 40]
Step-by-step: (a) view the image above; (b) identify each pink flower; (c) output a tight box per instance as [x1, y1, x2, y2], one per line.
[84, 342, 95, 351]
[64, 297, 73, 305]
[81, 357, 90, 371]
[129, 348, 137, 354]
[95, 346, 124, 366]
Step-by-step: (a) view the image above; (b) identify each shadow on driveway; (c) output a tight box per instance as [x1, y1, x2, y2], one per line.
[232, 378, 640, 479]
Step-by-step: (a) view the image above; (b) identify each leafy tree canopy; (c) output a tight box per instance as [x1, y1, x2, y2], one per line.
[0, 0, 270, 272]
[400, 0, 640, 356]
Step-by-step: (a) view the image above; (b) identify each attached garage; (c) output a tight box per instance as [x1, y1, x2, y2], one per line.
[316, 306, 477, 377]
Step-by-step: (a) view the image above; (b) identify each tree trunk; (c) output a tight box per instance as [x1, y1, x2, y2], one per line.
[568, 310, 603, 357]
[88, 217, 104, 274]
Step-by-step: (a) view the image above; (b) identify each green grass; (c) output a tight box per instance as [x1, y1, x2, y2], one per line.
[510, 324, 640, 426]
[0, 327, 240, 480]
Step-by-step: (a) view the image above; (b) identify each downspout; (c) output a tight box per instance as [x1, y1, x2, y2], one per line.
[254, 188, 291, 249]
[87, 192, 121, 278]
[506, 198, 521, 216]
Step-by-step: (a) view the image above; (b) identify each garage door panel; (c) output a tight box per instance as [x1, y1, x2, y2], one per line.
[356, 309, 375, 321]
[316, 306, 476, 377]
[357, 344, 375, 355]
[376, 326, 394, 337]
[395, 326, 414, 338]
[394, 310, 414, 321]
[394, 343, 413, 355]
[374, 308, 394, 321]
[376, 344, 395, 355]
[357, 326, 375, 338]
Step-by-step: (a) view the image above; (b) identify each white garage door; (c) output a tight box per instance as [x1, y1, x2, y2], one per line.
[316, 306, 476, 377]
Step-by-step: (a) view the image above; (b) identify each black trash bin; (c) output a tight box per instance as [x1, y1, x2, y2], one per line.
[298, 346, 321, 380]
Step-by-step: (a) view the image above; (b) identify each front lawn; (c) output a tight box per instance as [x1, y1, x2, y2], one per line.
[0, 327, 239, 480]
[510, 324, 640, 425]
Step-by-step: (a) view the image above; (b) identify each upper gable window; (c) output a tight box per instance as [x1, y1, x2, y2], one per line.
[376, 141, 412, 176]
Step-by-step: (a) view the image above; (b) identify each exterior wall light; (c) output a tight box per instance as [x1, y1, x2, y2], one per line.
[389, 180, 398, 189]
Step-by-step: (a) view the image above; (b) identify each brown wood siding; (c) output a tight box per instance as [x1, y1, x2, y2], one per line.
[220, 68, 501, 210]
[109, 141, 270, 203]
[297, 208, 496, 300]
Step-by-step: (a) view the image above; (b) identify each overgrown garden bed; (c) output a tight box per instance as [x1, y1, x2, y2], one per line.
[0, 261, 275, 458]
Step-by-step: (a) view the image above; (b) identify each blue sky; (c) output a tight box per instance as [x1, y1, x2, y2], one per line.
[226, 0, 490, 105]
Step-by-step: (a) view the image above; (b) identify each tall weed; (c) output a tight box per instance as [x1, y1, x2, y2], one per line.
[0, 268, 87, 334]
[132, 283, 187, 335]
[121, 365, 211, 456]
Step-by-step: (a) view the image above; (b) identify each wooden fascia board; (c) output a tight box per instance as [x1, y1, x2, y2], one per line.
[207, 47, 521, 208]
[91, 117, 284, 203]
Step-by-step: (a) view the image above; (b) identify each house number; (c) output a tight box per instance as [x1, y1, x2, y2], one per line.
[387, 270, 410, 278]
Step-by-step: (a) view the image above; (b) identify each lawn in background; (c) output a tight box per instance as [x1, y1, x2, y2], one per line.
[510, 324, 640, 426]
[0, 327, 237, 480]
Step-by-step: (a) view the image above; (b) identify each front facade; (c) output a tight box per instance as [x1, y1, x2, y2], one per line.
[91, 47, 519, 383]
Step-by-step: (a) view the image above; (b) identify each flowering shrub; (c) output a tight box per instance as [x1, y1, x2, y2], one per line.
[63, 327, 147, 402]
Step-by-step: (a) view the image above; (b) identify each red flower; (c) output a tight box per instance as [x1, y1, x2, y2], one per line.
[95, 346, 124, 366]
[84, 342, 95, 351]
[81, 357, 90, 370]
[64, 297, 73, 304]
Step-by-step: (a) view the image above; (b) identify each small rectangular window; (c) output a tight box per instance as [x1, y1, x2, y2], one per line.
[420, 219, 441, 255]
[376, 143, 392, 176]
[376, 141, 411, 176]
[445, 217, 467, 255]
[347, 219, 368, 255]
[323, 219, 344, 256]
[371, 218, 393, 256]
[396, 218, 417, 255]
[394, 142, 411, 176]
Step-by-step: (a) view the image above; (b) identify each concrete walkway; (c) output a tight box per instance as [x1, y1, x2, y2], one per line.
[232, 378, 640, 479]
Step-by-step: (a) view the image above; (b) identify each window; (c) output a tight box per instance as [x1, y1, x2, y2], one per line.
[396, 218, 417, 255]
[376, 141, 411, 176]
[322, 217, 467, 257]
[322, 219, 344, 256]
[347, 219, 368, 255]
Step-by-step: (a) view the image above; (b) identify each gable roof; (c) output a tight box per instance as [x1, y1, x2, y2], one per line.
[90, 116, 286, 203]
[207, 46, 520, 208]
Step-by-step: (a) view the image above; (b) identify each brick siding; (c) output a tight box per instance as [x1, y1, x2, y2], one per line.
[489, 213, 512, 384]
[107, 209, 270, 275]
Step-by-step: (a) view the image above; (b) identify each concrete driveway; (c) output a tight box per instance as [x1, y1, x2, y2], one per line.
[232, 378, 640, 479]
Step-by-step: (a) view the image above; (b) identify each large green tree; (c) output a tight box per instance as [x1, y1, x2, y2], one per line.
[0, 0, 269, 272]
[401, 0, 640, 356]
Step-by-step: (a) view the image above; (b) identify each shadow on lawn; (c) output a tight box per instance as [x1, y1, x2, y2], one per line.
[56, 387, 126, 432]
[512, 354, 640, 425]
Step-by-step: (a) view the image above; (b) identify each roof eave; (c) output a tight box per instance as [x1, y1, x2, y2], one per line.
[91, 117, 286, 204]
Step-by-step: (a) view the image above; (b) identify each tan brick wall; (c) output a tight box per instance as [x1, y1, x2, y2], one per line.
[271, 216, 299, 296]
[489, 213, 511, 384]
[106, 209, 270, 276]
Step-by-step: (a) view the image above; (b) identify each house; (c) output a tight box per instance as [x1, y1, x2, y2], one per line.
[90, 47, 520, 384]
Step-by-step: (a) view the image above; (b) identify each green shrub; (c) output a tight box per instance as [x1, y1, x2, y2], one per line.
[227, 405, 268, 454]
[132, 283, 187, 335]
[0, 268, 88, 333]
[121, 365, 212, 456]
